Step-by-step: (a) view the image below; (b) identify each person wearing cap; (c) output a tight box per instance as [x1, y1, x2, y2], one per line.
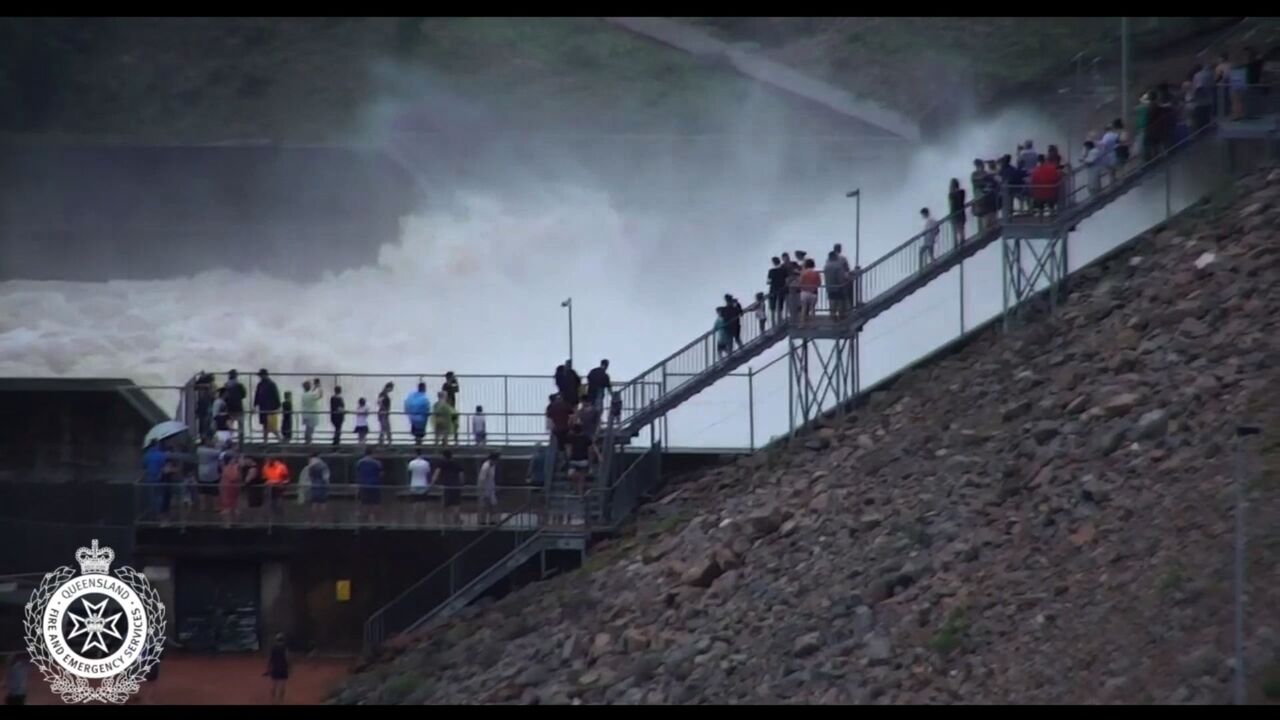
[254, 369, 282, 443]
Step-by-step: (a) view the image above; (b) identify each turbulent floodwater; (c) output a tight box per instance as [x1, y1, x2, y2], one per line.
[6, 106, 1200, 446]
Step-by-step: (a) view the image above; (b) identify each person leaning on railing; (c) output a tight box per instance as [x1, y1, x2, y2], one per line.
[1029, 155, 1063, 217]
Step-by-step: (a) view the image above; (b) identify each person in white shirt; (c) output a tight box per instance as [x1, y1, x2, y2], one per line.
[407, 449, 432, 523]
[919, 207, 940, 271]
[471, 405, 487, 446]
[478, 451, 500, 525]
[1098, 123, 1120, 184]
[1082, 140, 1104, 196]
[353, 397, 370, 445]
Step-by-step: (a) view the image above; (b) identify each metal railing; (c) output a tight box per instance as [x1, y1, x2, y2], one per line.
[1215, 82, 1280, 124]
[186, 371, 654, 446]
[133, 480, 548, 532]
[361, 494, 544, 653]
[201, 407, 561, 448]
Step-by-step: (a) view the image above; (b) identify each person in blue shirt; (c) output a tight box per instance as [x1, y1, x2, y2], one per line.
[355, 446, 383, 523]
[403, 382, 431, 446]
[142, 440, 172, 520]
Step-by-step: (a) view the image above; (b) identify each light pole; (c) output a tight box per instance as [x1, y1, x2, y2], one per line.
[561, 297, 574, 365]
[845, 188, 862, 268]
[1121, 17, 1130, 131]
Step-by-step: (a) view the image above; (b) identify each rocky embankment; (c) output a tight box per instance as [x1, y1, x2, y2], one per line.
[339, 164, 1280, 704]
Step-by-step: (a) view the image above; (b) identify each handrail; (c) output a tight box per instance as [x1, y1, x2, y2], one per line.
[362, 493, 543, 654]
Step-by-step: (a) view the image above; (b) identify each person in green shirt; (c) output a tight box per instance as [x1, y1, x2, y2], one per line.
[432, 391, 455, 447]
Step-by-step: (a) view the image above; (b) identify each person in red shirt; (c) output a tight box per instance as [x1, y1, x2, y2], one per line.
[545, 393, 573, 458]
[1029, 154, 1063, 216]
[799, 258, 822, 322]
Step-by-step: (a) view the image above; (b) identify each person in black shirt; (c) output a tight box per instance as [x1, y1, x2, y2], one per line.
[194, 370, 214, 441]
[586, 360, 611, 405]
[766, 256, 788, 326]
[376, 382, 394, 445]
[432, 449, 465, 525]
[566, 422, 599, 496]
[330, 386, 346, 446]
[557, 360, 581, 406]
[948, 178, 967, 244]
[224, 369, 247, 432]
[723, 293, 744, 349]
[280, 391, 293, 443]
[254, 368, 282, 443]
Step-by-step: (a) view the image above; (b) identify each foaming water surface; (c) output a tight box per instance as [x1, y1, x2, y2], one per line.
[1, 106, 1214, 446]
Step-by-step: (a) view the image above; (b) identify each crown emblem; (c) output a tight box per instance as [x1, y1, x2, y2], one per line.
[75, 539, 115, 575]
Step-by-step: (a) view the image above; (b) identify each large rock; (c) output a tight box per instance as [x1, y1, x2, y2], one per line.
[1100, 393, 1141, 418]
[1133, 409, 1169, 440]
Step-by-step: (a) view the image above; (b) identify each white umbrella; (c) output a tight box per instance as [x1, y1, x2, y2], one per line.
[143, 420, 189, 449]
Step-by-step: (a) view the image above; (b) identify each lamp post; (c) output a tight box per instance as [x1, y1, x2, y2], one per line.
[845, 188, 862, 268]
[561, 297, 574, 366]
[1121, 17, 1130, 131]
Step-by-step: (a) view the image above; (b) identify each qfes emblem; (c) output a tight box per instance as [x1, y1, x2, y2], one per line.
[23, 540, 167, 703]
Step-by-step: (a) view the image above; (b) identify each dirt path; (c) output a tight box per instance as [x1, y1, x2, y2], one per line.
[24, 652, 353, 705]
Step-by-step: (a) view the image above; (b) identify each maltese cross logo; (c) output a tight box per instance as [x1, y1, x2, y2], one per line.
[66, 598, 124, 655]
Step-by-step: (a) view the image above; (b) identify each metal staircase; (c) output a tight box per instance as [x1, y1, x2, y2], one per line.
[612, 120, 1219, 442]
[360, 119, 1226, 657]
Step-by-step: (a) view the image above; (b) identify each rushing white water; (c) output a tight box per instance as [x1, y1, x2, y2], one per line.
[4, 104, 1210, 446]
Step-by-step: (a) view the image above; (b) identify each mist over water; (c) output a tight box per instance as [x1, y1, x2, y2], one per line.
[0, 74, 1213, 446]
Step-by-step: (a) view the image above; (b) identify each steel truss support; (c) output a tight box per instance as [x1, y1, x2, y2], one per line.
[1001, 231, 1068, 330]
[788, 334, 859, 435]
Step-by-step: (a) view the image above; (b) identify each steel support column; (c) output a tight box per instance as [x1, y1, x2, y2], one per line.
[1001, 231, 1068, 329]
[788, 336, 857, 432]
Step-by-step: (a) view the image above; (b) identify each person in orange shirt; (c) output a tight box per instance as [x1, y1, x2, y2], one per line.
[798, 258, 822, 323]
[262, 457, 291, 517]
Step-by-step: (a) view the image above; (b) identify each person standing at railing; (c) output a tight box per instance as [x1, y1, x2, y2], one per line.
[784, 252, 802, 320]
[196, 436, 221, 515]
[432, 391, 455, 447]
[478, 451, 499, 526]
[766, 256, 787, 326]
[1030, 155, 1062, 216]
[1099, 122, 1121, 186]
[407, 448, 431, 523]
[443, 372, 461, 444]
[253, 369, 282, 443]
[948, 178, 966, 244]
[300, 379, 323, 445]
[376, 381, 395, 445]
[723, 294, 745, 349]
[823, 250, 848, 320]
[280, 391, 293, 443]
[301, 452, 330, 522]
[798, 258, 821, 324]
[970, 159, 992, 232]
[1018, 140, 1038, 173]
[713, 307, 731, 358]
[354, 398, 370, 445]
[329, 385, 346, 446]
[212, 387, 232, 445]
[194, 370, 215, 442]
[1082, 140, 1104, 196]
[404, 382, 430, 446]
[754, 291, 767, 333]
[263, 456, 290, 516]
[225, 369, 247, 433]
[356, 446, 383, 524]
[918, 208, 939, 271]
[1229, 50, 1248, 120]
[587, 359, 611, 405]
[556, 361, 582, 407]
[218, 448, 243, 525]
[471, 405, 488, 445]
[433, 449, 464, 526]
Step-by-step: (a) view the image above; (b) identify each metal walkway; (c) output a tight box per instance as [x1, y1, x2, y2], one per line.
[611, 120, 1220, 442]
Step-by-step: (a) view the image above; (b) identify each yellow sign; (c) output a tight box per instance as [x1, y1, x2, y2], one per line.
[336, 580, 351, 602]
